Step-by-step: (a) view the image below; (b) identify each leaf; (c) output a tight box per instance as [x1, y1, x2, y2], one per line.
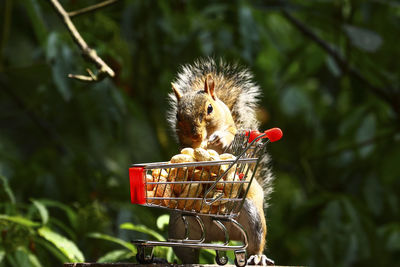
[46, 32, 73, 101]
[97, 249, 134, 263]
[37, 227, 84, 262]
[120, 223, 166, 241]
[363, 176, 383, 216]
[0, 175, 15, 204]
[37, 199, 78, 230]
[156, 214, 170, 231]
[0, 249, 5, 263]
[20, 0, 48, 47]
[325, 55, 341, 77]
[238, 4, 259, 61]
[27, 253, 42, 267]
[343, 25, 383, 52]
[0, 215, 40, 228]
[280, 87, 312, 118]
[8, 247, 42, 267]
[13, 247, 30, 267]
[87, 232, 136, 253]
[199, 248, 216, 264]
[356, 113, 376, 157]
[48, 217, 77, 240]
[31, 199, 49, 225]
[34, 238, 69, 263]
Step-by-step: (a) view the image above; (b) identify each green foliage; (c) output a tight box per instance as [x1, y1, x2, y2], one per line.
[1, 0, 399, 266]
[0, 179, 84, 266]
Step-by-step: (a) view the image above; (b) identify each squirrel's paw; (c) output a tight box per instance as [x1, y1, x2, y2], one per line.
[247, 254, 275, 266]
[207, 130, 234, 151]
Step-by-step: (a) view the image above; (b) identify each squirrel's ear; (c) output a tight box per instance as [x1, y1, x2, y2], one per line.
[204, 74, 216, 100]
[172, 83, 182, 101]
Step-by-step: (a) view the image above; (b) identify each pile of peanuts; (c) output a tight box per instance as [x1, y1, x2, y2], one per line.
[145, 147, 242, 213]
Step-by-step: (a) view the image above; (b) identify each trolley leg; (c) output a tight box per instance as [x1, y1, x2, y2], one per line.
[212, 218, 229, 245]
[169, 213, 206, 243]
[215, 250, 228, 265]
[136, 245, 154, 264]
[234, 249, 247, 267]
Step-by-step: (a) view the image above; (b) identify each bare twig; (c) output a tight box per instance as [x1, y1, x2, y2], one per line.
[68, 0, 118, 18]
[281, 10, 400, 116]
[48, 0, 115, 82]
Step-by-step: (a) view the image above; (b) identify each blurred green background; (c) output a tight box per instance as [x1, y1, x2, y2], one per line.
[1, 0, 399, 266]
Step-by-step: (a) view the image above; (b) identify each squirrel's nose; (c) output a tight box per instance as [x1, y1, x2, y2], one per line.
[191, 127, 203, 141]
[191, 132, 202, 142]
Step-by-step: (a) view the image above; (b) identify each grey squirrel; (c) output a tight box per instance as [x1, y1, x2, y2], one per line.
[167, 58, 274, 265]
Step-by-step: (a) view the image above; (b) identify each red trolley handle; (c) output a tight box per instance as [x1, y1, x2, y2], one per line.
[129, 167, 146, 204]
[245, 127, 283, 143]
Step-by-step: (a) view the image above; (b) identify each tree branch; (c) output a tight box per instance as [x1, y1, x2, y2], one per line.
[48, 0, 115, 82]
[281, 10, 400, 116]
[68, 0, 118, 18]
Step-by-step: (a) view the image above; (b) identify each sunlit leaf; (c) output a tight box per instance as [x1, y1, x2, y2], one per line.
[156, 214, 170, 231]
[31, 199, 49, 225]
[37, 199, 78, 230]
[120, 223, 165, 241]
[0, 215, 40, 228]
[97, 249, 134, 263]
[0, 249, 5, 263]
[0, 175, 15, 204]
[27, 252, 42, 267]
[87, 232, 136, 253]
[199, 248, 216, 264]
[34, 238, 69, 263]
[38, 227, 84, 262]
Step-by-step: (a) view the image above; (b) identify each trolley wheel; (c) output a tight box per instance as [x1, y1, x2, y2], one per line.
[234, 249, 247, 267]
[215, 250, 228, 265]
[135, 245, 154, 264]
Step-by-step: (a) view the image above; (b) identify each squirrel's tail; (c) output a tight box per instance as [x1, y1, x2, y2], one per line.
[257, 153, 274, 208]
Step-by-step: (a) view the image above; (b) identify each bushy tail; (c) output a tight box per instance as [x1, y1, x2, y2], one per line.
[257, 154, 274, 207]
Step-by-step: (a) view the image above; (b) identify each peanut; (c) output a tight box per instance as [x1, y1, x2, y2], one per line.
[180, 147, 195, 158]
[194, 148, 211, 161]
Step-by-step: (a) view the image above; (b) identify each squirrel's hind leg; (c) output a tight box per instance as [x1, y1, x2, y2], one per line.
[247, 254, 275, 266]
[168, 212, 201, 263]
[172, 247, 200, 264]
[237, 182, 275, 265]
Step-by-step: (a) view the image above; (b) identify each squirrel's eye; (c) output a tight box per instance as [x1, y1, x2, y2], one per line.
[207, 104, 213, 115]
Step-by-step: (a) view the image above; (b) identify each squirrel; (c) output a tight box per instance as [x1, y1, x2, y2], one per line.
[167, 58, 275, 266]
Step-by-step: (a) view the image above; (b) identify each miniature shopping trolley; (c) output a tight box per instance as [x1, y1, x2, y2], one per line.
[129, 128, 283, 266]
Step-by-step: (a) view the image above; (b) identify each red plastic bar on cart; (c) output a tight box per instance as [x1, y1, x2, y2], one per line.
[245, 128, 283, 143]
[129, 167, 146, 204]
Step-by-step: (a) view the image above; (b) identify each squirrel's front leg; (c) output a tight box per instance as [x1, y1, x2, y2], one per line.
[207, 125, 236, 153]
